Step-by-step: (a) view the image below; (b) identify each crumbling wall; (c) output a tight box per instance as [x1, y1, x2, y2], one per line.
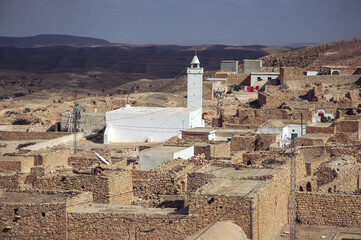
[230, 135, 255, 153]
[306, 126, 335, 134]
[31, 170, 132, 205]
[0, 131, 71, 140]
[67, 209, 193, 240]
[296, 192, 361, 227]
[203, 81, 214, 100]
[0, 191, 92, 240]
[188, 194, 252, 237]
[187, 172, 215, 193]
[182, 133, 209, 142]
[0, 156, 34, 173]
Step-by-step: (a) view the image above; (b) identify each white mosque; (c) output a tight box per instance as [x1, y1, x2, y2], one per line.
[104, 53, 204, 143]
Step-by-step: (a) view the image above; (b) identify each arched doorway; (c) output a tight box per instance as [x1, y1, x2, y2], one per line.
[306, 182, 312, 192]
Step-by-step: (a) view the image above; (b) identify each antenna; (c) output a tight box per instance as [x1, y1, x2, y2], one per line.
[94, 152, 111, 166]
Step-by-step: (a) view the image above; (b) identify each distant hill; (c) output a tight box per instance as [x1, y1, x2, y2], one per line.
[0, 44, 289, 78]
[261, 37, 361, 69]
[0, 34, 111, 48]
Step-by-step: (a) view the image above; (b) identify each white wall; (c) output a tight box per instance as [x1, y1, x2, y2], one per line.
[139, 145, 194, 170]
[282, 124, 306, 140]
[104, 107, 203, 143]
[187, 67, 203, 109]
[250, 73, 279, 86]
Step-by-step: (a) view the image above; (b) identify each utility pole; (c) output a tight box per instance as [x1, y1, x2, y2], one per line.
[73, 87, 81, 153]
[215, 89, 222, 116]
[289, 140, 297, 240]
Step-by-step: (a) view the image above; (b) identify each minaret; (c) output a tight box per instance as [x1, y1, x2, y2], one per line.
[187, 52, 203, 109]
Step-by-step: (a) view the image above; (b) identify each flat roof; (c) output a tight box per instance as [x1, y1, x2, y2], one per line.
[0, 156, 33, 162]
[198, 178, 265, 196]
[250, 72, 279, 75]
[307, 122, 334, 128]
[0, 191, 74, 204]
[197, 166, 279, 178]
[141, 145, 192, 153]
[108, 106, 197, 114]
[70, 204, 178, 215]
[206, 78, 227, 81]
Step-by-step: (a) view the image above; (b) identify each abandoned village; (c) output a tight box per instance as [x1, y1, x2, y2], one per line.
[0, 52, 361, 240]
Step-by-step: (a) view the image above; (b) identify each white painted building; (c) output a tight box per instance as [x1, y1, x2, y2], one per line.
[250, 72, 280, 87]
[139, 145, 194, 170]
[312, 110, 334, 123]
[257, 119, 306, 147]
[104, 53, 204, 143]
[187, 54, 203, 109]
[104, 107, 202, 143]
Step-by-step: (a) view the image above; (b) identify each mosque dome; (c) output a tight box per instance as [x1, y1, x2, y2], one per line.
[191, 55, 200, 65]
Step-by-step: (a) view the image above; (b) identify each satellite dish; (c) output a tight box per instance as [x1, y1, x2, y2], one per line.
[94, 152, 110, 166]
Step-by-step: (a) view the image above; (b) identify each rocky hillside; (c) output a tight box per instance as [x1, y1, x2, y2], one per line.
[0, 44, 288, 78]
[0, 34, 111, 48]
[261, 37, 361, 69]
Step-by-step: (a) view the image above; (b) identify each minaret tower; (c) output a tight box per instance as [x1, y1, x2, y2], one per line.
[187, 51, 204, 109]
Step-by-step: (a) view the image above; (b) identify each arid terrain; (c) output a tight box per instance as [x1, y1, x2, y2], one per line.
[261, 37, 361, 69]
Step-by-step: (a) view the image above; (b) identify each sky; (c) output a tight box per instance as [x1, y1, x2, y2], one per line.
[0, 0, 361, 46]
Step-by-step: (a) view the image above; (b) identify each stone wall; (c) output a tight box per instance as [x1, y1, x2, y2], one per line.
[188, 194, 252, 237]
[203, 81, 214, 100]
[252, 168, 290, 240]
[306, 126, 335, 135]
[230, 135, 255, 153]
[0, 190, 92, 240]
[0, 131, 71, 140]
[0, 156, 34, 173]
[132, 163, 191, 198]
[296, 192, 361, 227]
[182, 133, 209, 142]
[187, 172, 215, 193]
[31, 170, 133, 205]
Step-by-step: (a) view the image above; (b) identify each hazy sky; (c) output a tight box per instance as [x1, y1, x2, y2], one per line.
[0, 0, 361, 46]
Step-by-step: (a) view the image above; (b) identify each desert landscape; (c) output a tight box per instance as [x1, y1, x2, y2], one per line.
[0, 32, 361, 240]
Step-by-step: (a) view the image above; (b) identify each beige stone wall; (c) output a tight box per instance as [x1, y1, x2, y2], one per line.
[296, 192, 361, 227]
[209, 142, 230, 159]
[0, 131, 71, 140]
[132, 166, 190, 197]
[230, 135, 255, 153]
[0, 191, 92, 240]
[252, 169, 290, 240]
[203, 81, 214, 100]
[33, 150, 69, 167]
[187, 172, 215, 193]
[214, 72, 250, 86]
[0, 157, 34, 173]
[182, 133, 209, 142]
[295, 136, 327, 147]
[67, 210, 193, 240]
[306, 126, 335, 134]
[188, 194, 252, 237]
[280, 67, 304, 83]
[31, 170, 132, 205]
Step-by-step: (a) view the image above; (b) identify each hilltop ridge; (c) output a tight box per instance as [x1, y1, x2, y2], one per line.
[261, 37, 361, 69]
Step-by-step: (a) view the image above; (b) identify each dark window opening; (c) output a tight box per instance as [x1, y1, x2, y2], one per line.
[306, 182, 312, 192]
[299, 186, 304, 191]
[42, 212, 46, 217]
